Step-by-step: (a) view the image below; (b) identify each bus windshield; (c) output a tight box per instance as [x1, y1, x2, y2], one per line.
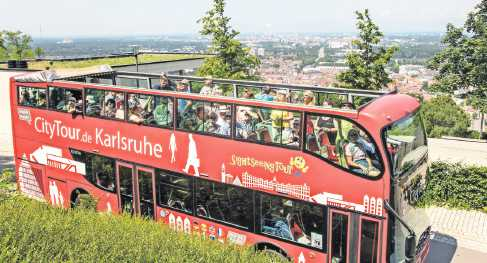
[385, 112, 427, 177]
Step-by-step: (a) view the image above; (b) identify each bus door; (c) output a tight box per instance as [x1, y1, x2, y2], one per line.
[135, 166, 156, 219]
[357, 216, 381, 263]
[116, 162, 135, 215]
[328, 209, 351, 263]
[116, 162, 156, 219]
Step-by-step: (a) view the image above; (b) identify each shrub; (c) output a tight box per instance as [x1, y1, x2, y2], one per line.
[0, 168, 15, 184]
[419, 161, 487, 211]
[75, 193, 98, 211]
[0, 195, 285, 262]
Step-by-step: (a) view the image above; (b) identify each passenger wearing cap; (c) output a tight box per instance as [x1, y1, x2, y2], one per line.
[215, 105, 231, 136]
[270, 90, 294, 143]
[152, 73, 175, 91]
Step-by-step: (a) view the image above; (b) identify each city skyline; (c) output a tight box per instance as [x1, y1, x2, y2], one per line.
[0, 0, 480, 37]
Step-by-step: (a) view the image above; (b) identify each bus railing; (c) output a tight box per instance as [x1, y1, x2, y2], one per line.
[58, 70, 394, 108]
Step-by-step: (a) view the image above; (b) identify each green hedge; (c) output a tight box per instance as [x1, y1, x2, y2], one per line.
[419, 162, 487, 211]
[0, 195, 284, 262]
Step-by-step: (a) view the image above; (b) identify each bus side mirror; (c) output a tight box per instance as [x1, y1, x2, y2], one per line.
[405, 234, 416, 262]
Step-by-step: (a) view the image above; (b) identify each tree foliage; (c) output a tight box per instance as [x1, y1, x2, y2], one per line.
[419, 161, 487, 211]
[420, 95, 471, 138]
[335, 9, 398, 90]
[428, 0, 487, 137]
[0, 30, 36, 60]
[197, 0, 260, 80]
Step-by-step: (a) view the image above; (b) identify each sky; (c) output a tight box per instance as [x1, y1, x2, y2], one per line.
[0, 0, 481, 37]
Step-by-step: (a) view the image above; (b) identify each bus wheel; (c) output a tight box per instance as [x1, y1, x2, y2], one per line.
[256, 243, 290, 262]
[70, 188, 89, 208]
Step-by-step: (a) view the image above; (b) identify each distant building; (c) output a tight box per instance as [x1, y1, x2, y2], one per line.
[257, 48, 265, 57]
[318, 47, 325, 59]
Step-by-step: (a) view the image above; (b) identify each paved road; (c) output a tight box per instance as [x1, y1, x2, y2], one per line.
[428, 138, 487, 166]
[0, 71, 24, 170]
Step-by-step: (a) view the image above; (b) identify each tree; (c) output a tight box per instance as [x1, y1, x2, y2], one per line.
[197, 0, 260, 80]
[335, 9, 398, 90]
[3, 30, 34, 60]
[428, 0, 487, 138]
[0, 31, 6, 60]
[34, 47, 44, 59]
[421, 96, 471, 138]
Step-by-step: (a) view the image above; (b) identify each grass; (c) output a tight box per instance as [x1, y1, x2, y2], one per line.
[2, 54, 209, 70]
[0, 194, 285, 262]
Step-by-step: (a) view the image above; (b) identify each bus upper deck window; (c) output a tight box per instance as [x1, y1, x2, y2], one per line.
[18, 87, 47, 108]
[305, 114, 383, 177]
[235, 105, 301, 148]
[86, 89, 124, 120]
[177, 99, 231, 137]
[49, 87, 82, 113]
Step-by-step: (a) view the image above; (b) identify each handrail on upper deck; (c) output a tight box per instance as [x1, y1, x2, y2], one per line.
[57, 70, 392, 99]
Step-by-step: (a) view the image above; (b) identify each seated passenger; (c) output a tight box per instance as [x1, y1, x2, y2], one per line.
[236, 107, 257, 139]
[216, 106, 231, 136]
[176, 79, 190, 93]
[205, 112, 220, 134]
[345, 129, 373, 175]
[66, 97, 77, 113]
[20, 90, 33, 106]
[37, 92, 47, 107]
[303, 91, 316, 106]
[242, 89, 255, 99]
[199, 77, 214, 95]
[128, 96, 146, 124]
[255, 86, 274, 101]
[152, 73, 175, 91]
[153, 97, 172, 126]
[85, 95, 100, 115]
[101, 98, 117, 118]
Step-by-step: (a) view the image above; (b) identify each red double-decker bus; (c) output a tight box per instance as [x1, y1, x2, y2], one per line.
[10, 69, 431, 262]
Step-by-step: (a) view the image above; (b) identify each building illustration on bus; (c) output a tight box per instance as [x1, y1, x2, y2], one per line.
[10, 68, 431, 263]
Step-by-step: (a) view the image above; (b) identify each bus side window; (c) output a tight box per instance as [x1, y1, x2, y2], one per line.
[152, 96, 173, 127]
[18, 87, 46, 108]
[86, 89, 124, 120]
[105, 91, 125, 120]
[177, 100, 231, 137]
[305, 114, 382, 177]
[236, 105, 301, 148]
[259, 193, 324, 249]
[85, 153, 116, 192]
[48, 87, 65, 111]
[194, 179, 252, 229]
[157, 171, 192, 213]
[70, 149, 116, 193]
[85, 89, 104, 116]
[49, 87, 82, 113]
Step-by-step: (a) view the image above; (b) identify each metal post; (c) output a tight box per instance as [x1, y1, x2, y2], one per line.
[130, 45, 140, 72]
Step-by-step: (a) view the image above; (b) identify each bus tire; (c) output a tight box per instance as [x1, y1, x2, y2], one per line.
[255, 243, 290, 262]
[70, 188, 89, 208]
